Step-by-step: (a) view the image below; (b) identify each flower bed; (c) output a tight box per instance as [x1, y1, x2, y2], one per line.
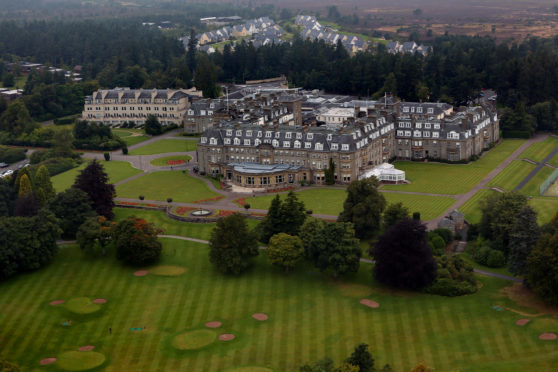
[193, 196, 225, 203]
[234, 198, 247, 207]
[174, 206, 196, 216]
[216, 210, 236, 217]
[167, 160, 185, 165]
[266, 187, 295, 193]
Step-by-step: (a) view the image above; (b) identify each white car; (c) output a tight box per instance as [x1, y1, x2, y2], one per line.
[1, 169, 13, 178]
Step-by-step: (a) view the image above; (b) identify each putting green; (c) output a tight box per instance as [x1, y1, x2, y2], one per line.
[64, 297, 101, 314]
[172, 329, 217, 350]
[56, 351, 106, 371]
[149, 265, 186, 276]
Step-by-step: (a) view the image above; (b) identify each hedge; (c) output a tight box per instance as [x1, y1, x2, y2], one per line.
[0, 146, 26, 164]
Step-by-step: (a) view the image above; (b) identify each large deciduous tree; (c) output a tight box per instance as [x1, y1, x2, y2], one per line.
[338, 177, 386, 239]
[48, 188, 96, 239]
[526, 228, 558, 305]
[374, 218, 437, 290]
[77, 216, 115, 256]
[267, 233, 304, 273]
[144, 115, 162, 135]
[114, 217, 162, 265]
[209, 213, 259, 274]
[383, 202, 410, 228]
[73, 160, 116, 219]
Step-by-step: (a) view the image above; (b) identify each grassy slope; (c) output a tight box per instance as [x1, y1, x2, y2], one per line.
[487, 160, 535, 191]
[51, 160, 143, 192]
[382, 140, 526, 195]
[529, 197, 558, 225]
[112, 129, 150, 147]
[2, 241, 558, 371]
[460, 189, 498, 224]
[520, 166, 554, 197]
[115, 171, 220, 203]
[129, 139, 197, 155]
[245, 188, 455, 220]
[520, 137, 558, 164]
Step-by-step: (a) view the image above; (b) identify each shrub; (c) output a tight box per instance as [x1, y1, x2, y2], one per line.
[486, 249, 506, 268]
[306, 209, 313, 215]
[30, 157, 79, 177]
[424, 278, 477, 297]
[244, 203, 251, 210]
[0, 146, 26, 164]
[412, 212, 421, 220]
[167, 198, 173, 203]
[139, 195, 145, 200]
[433, 228, 453, 244]
[122, 147, 128, 155]
[103, 152, 110, 161]
[428, 233, 446, 256]
[454, 232, 463, 241]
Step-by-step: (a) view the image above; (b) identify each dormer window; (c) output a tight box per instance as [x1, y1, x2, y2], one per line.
[342, 144, 349, 151]
[331, 143, 338, 150]
[201, 137, 207, 143]
[275, 132, 280, 138]
[327, 134, 332, 141]
[234, 138, 240, 145]
[224, 138, 231, 144]
[428, 108, 434, 114]
[209, 138, 217, 145]
[417, 107, 423, 113]
[246, 130, 252, 137]
[257, 131, 262, 137]
[315, 143, 323, 151]
[307, 133, 314, 140]
[296, 133, 302, 139]
[305, 142, 311, 149]
[244, 139, 251, 146]
[285, 132, 292, 139]
[403, 107, 409, 113]
[294, 141, 301, 149]
[266, 131, 272, 138]
[236, 130, 242, 136]
[272, 139, 279, 147]
[226, 130, 232, 136]
[283, 141, 290, 148]
[255, 139, 261, 146]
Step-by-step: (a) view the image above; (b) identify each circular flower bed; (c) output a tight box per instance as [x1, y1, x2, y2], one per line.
[167, 160, 185, 165]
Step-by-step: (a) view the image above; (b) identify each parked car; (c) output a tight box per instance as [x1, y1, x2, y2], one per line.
[1, 169, 13, 178]
[0, 162, 8, 168]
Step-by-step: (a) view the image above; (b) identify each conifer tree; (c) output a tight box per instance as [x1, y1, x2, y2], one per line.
[73, 160, 116, 219]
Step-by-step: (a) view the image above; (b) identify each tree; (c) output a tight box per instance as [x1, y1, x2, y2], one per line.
[338, 177, 386, 239]
[17, 174, 32, 199]
[73, 160, 116, 219]
[499, 102, 536, 135]
[144, 115, 162, 135]
[374, 219, 437, 290]
[34, 165, 56, 205]
[77, 216, 115, 256]
[114, 217, 162, 265]
[479, 192, 528, 255]
[325, 158, 335, 185]
[195, 53, 219, 99]
[280, 191, 307, 236]
[0, 100, 37, 136]
[527, 229, 558, 305]
[508, 205, 539, 276]
[187, 29, 198, 74]
[383, 202, 410, 228]
[209, 213, 259, 274]
[267, 233, 304, 273]
[52, 128, 74, 157]
[259, 195, 283, 243]
[48, 188, 96, 239]
[413, 8, 423, 16]
[345, 344, 374, 372]
[2, 73, 14, 87]
[0, 178, 15, 217]
[410, 362, 433, 372]
[301, 219, 361, 277]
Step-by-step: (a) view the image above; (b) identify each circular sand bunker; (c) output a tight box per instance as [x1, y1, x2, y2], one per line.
[50, 300, 65, 306]
[227, 367, 274, 372]
[64, 297, 101, 315]
[92, 299, 107, 304]
[219, 333, 235, 341]
[252, 313, 268, 321]
[205, 321, 222, 328]
[149, 265, 186, 276]
[40, 357, 57, 365]
[516, 319, 530, 326]
[78, 346, 95, 351]
[539, 332, 557, 340]
[134, 270, 148, 277]
[360, 299, 380, 308]
[172, 329, 217, 350]
[56, 351, 106, 371]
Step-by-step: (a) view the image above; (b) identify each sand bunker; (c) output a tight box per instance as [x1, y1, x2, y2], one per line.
[360, 299, 380, 308]
[50, 300, 65, 306]
[219, 333, 235, 341]
[205, 321, 222, 328]
[252, 313, 268, 321]
[64, 297, 101, 315]
[516, 319, 530, 326]
[40, 358, 57, 365]
[539, 332, 557, 340]
[134, 270, 148, 277]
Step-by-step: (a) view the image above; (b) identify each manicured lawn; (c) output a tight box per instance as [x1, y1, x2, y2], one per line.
[116, 171, 221, 203]
[460, 189, 498, 224]
[150, 155, 192, 167]
[520, 137, 558, 164]
[2, 240, 558, 371]
[382, 140, 526, 195]
[113, 207, 259, 241]
[487, 160, 535, 192]
[112, 129, 150, 147]
[520, 166, 554, 197]
[129, 139, 197, 155]
[529, 197, 558, 225]
[51, 160, 143, 192]
[459, 253, 516, 278]
[245, 188, 455, 220]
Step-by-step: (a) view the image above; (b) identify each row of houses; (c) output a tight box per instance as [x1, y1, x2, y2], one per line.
[295, 15, 368, 53]
[386, 41, 432, 56]
[4, 61, 82, 82]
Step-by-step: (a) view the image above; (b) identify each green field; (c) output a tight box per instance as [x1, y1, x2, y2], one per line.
[487, 160, 535, 192]
[116, 171, 221, 203]
[520, 137, 558, 164]
[51, 160, 143, 192]
[129, 139, 197, 155]
[0, 75, 27, 89]
[382, 140, 526, 195]
[529, 197, 558, 225]
[150, 155, 192, 167]
[244, 188, 455, 220]
[113, 207, 259, 240]
[460, 189, 498, 224]
[2, 239, 558, 371]
[520, 166, 554, 197]
[112, 129, 150, 147]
